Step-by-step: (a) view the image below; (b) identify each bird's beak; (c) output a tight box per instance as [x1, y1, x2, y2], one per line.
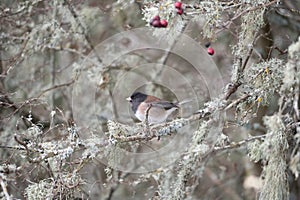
[126, 97, 131, 101]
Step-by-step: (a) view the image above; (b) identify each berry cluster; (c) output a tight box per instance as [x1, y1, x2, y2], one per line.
[174, 1, 184, 15]
[149, 15, 168, 28]
[149, 1, 185, 28]
[205, 42, 215, 56]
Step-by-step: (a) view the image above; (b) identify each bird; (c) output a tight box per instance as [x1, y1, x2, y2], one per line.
[126, 92, 180, 124]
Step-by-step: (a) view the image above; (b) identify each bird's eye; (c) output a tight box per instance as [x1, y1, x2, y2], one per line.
[130, 100, 132, 102]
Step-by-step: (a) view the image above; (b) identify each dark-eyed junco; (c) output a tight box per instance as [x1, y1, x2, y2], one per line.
[126, 92, 179, 124]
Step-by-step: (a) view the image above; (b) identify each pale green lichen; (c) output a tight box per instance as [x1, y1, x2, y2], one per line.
[247, 139, 263, 163]
[107, 120, 133, 138]
[231, 6, 266, 83]
[234, 58, 284, 124]
[168, 121, 216, 199]
[25, 179, 55, 200]
[157, 118, 189, 136]
[281, 36, 300, 92]
[290, 151, 300, 179]
[285, 37, 300, 180]
[201, 1, 223, 39]
[244, 58, 284, 104]
[256, 115, 289, 200]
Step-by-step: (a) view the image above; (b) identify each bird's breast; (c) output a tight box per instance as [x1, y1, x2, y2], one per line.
[135, 102, 178, 124]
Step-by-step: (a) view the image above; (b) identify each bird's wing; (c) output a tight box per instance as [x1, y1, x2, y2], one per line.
[149, 101, 178, 110]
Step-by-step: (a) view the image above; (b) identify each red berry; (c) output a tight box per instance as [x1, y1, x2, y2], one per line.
[177, 8, 184, 15]
[150, 15, 161, 26]
[174, 2, 182, 9]
[160, 19, 168, 28]
[153, 15, 160, 21]
[152, 20, 161, 27]
[207, 47, 215, 55]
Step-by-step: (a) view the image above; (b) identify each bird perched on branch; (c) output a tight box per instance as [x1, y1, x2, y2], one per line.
[127, 92, 187, 124]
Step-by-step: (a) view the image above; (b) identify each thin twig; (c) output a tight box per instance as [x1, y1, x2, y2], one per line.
[14, 135, 29, 156]
[230, 0, 277, 22]
[36, 79, 75, 99]
[0, 178, 10, 200]
[225, 94, 250, 110]
[0, 145, 26, 151]
[213, 134, 265, 152]
[223, 83, 241, 100]
[64, 0, 103, 65]
[145, 104, 152, 136]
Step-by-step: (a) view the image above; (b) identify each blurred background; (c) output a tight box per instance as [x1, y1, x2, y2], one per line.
[1, 0, 300, 199]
